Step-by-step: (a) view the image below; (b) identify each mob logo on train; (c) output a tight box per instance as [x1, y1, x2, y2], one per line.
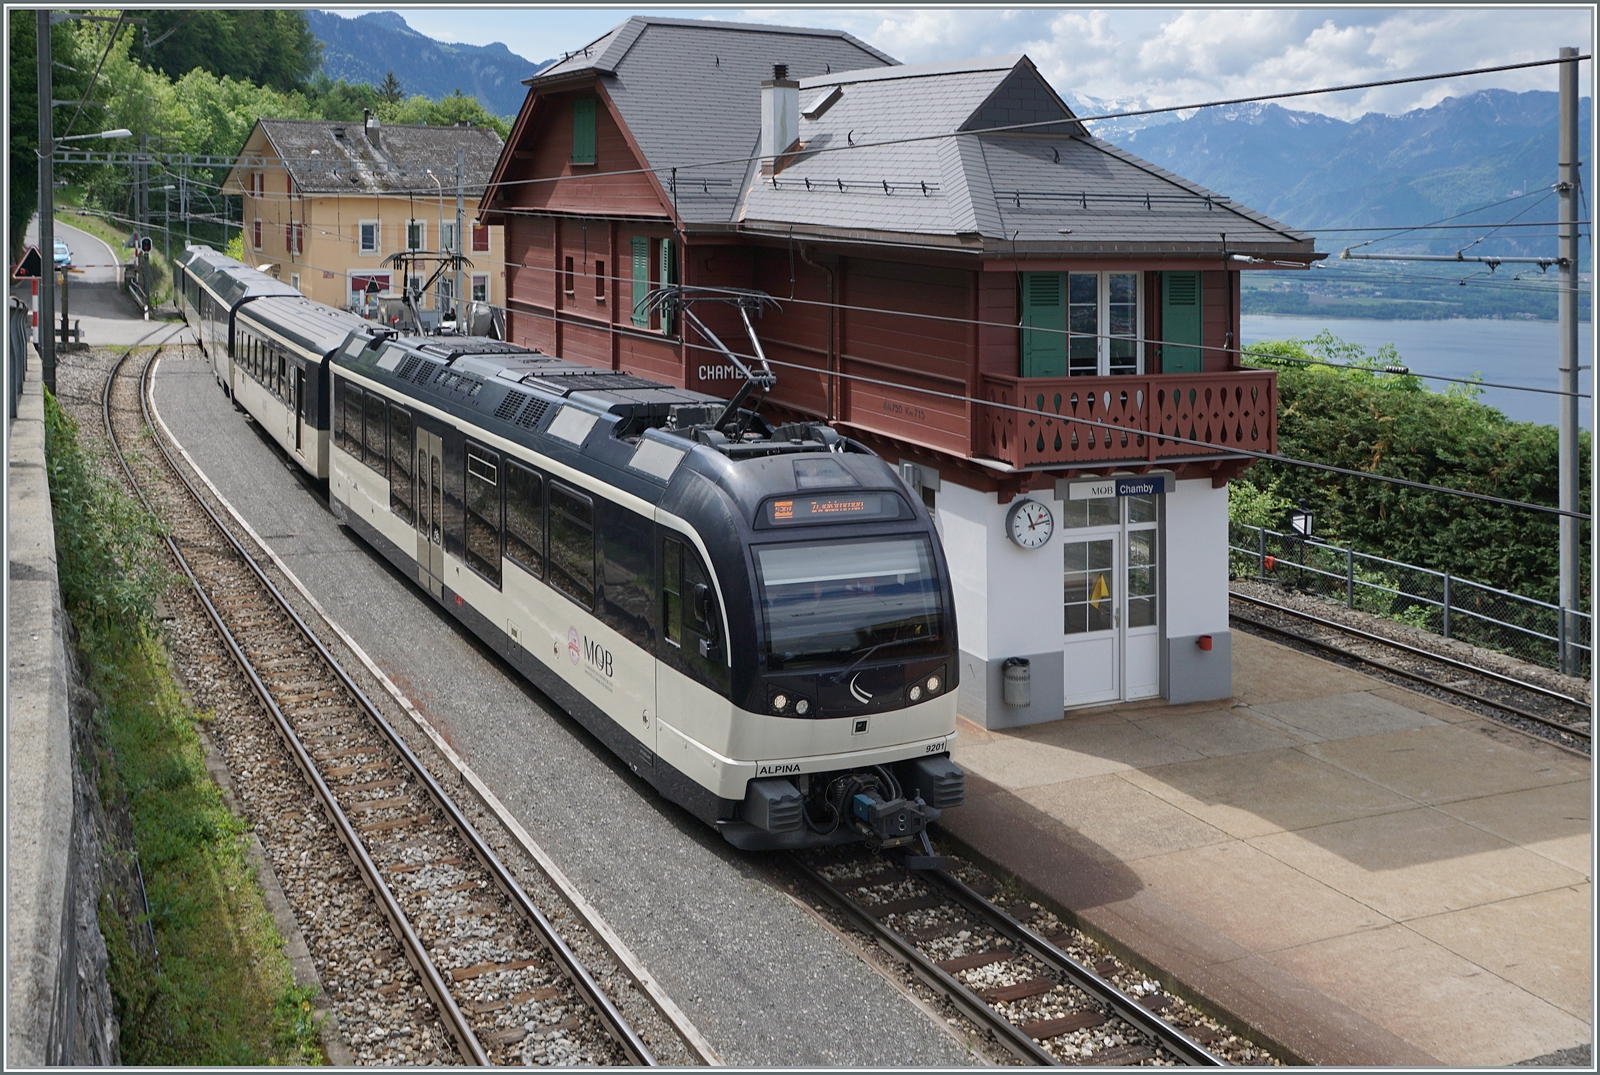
[569, 626, 614, 677]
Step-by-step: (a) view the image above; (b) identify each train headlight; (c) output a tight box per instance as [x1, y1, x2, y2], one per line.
[925, 674, 941, 695]
[794, 698, 810, 716]
[771, 692, 790, 713]
[908, 685, 923, 703]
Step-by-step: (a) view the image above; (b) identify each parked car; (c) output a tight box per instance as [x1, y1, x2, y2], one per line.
[53, 239, 71, 269]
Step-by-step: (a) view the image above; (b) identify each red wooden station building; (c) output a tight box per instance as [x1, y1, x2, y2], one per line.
[479, 16, 1320, 727]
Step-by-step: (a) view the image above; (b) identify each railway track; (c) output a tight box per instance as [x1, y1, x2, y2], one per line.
[105, 342, 655, 1065]
[792, 849, 1225, 1066]
[1230, 591, 1591, 749]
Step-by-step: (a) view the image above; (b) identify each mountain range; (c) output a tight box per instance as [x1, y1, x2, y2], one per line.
[306, 11, 548, 119]
[1103, 89, 1591, 257]
[304, 12, 1586, 263]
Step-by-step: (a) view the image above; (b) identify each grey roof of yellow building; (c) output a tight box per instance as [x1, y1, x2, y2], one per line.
[228, 117, 505, 196]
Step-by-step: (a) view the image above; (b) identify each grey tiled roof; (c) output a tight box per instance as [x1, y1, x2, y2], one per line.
[525, 17, 897, 224]
[735, 56, 1312, 253]
[241, 118, 505, 196]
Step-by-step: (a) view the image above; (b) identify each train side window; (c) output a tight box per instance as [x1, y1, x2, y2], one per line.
[464, 443, 502, 588]
[276, 350, 287, 399]
[336, 379, 362, 457]
[662, 537, 683, 648]
[389, 406, 414, 523]
[504, 461, 544, 579]
[662, 536, 725, 685]
[363, 391, 387, 476]
[548, 483, 594, 610]
[598, 500, 652, 647]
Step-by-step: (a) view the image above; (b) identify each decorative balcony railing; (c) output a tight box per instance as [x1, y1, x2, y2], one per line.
[980, 369, 1277, 469]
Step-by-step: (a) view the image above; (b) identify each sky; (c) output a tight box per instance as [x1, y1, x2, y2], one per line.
[324, 6, 1594, 119]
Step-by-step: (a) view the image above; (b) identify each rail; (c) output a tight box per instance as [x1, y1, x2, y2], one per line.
[1230, 522, 1591, 677]
[793, 852, 1224, 1066]
[108, 341, 656, 1066]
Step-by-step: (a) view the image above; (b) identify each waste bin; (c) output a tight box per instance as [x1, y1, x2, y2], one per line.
[1002, 657, 1031, 707]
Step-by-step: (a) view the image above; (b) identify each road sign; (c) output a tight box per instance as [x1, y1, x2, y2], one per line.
[12, 246, 43, 279]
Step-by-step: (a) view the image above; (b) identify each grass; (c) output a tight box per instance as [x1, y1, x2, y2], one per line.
[44, 391, 325, 1065]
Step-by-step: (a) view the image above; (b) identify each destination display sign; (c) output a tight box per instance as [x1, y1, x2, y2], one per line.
[763, 492, 902, 526]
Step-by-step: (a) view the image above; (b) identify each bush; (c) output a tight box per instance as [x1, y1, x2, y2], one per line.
[1239, 332, 1590, 607]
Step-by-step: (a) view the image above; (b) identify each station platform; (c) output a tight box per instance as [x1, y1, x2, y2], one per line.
[942, 630, 1592, 1066]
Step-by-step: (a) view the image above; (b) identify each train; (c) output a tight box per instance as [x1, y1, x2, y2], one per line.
[175, 244, 965, 852]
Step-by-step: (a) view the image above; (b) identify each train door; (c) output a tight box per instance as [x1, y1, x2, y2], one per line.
[655, 527, 729, 762]
[293, 367, 307, 455]
[415, 428, 444, 598]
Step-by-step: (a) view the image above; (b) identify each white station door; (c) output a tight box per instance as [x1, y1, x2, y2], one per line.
[1061, 491, 1160, 708]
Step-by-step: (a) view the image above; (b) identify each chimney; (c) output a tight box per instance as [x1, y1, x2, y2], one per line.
[364, 108, 381, 148]
[760, 62, 799, 178]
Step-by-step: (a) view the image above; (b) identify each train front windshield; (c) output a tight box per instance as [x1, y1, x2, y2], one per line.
[754, 536, 945, 671]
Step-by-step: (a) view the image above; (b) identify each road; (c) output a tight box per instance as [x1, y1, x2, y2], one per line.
[15, 216, 171, 345]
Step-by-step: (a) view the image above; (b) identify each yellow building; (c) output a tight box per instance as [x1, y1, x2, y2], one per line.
[223, 113, 506, 320]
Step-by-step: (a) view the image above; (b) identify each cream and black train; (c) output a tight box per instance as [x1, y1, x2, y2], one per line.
[177, 246, 964, 851]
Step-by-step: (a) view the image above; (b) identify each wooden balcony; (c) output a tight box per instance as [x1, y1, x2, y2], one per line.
[979, 369, 1277, 470]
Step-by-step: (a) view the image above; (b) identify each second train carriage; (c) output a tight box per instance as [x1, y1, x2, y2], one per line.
[175, 245, 300, 390]
[327, 332, 965, 851]
[232, 296, 371, 480]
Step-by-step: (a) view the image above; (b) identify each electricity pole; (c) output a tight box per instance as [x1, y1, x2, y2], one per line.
[36, 10, 55, 392]
[1557, 46, 1582, 673]
[455, 148, 466, 323]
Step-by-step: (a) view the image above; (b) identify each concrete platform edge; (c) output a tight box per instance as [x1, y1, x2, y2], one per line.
[6, 350, 76, 1066]
[935, 771, 1443, 1067]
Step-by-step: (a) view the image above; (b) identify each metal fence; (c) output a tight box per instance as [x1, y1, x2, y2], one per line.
[1230, 522, 1591, 677]
[9, 296, 30, 419]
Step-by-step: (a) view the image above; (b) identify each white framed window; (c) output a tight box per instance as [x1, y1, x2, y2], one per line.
[437, 276, 455, 312]
[290, 272, 301, 292]
[359, 220, 380, 255]
[1067, 271, 1142, 376]
[471, 274, 488, 303]
[406, 219, 426, 251]
[439, 221, 458, 253]
[406, 273, 425, 305]
[286, 221, 304, 255]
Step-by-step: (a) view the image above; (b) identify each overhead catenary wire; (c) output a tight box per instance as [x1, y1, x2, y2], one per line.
[167, 237, 1590, 519]
[118, 199, 1590, 402]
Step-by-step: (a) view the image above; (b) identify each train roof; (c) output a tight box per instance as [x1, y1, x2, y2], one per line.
[236, 295, 372, 357]
[179, 244, 300, 307]
[333, 330, 893, 513]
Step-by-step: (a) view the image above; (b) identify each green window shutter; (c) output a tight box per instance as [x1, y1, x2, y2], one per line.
[1020, 272, 1067, 377]
[630, 237, 649, 328]
[1161, 272, 1203, 374]
[572, 98, 597, 164]
[659, 238, 675, 335]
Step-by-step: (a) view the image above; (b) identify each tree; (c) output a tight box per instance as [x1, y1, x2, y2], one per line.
[380, 90, 510, 139]
[128, 10, 322, 93]
[378, 70, 402, 104]
[9, 11, 94, 258]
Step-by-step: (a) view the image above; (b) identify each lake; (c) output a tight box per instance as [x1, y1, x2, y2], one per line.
[1240, 315, 1593, 429]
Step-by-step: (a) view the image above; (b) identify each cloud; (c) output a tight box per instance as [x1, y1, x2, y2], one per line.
[732, 7, 1592, 120]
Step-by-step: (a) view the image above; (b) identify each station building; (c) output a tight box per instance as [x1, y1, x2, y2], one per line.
[479, 17, 1320, 728]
